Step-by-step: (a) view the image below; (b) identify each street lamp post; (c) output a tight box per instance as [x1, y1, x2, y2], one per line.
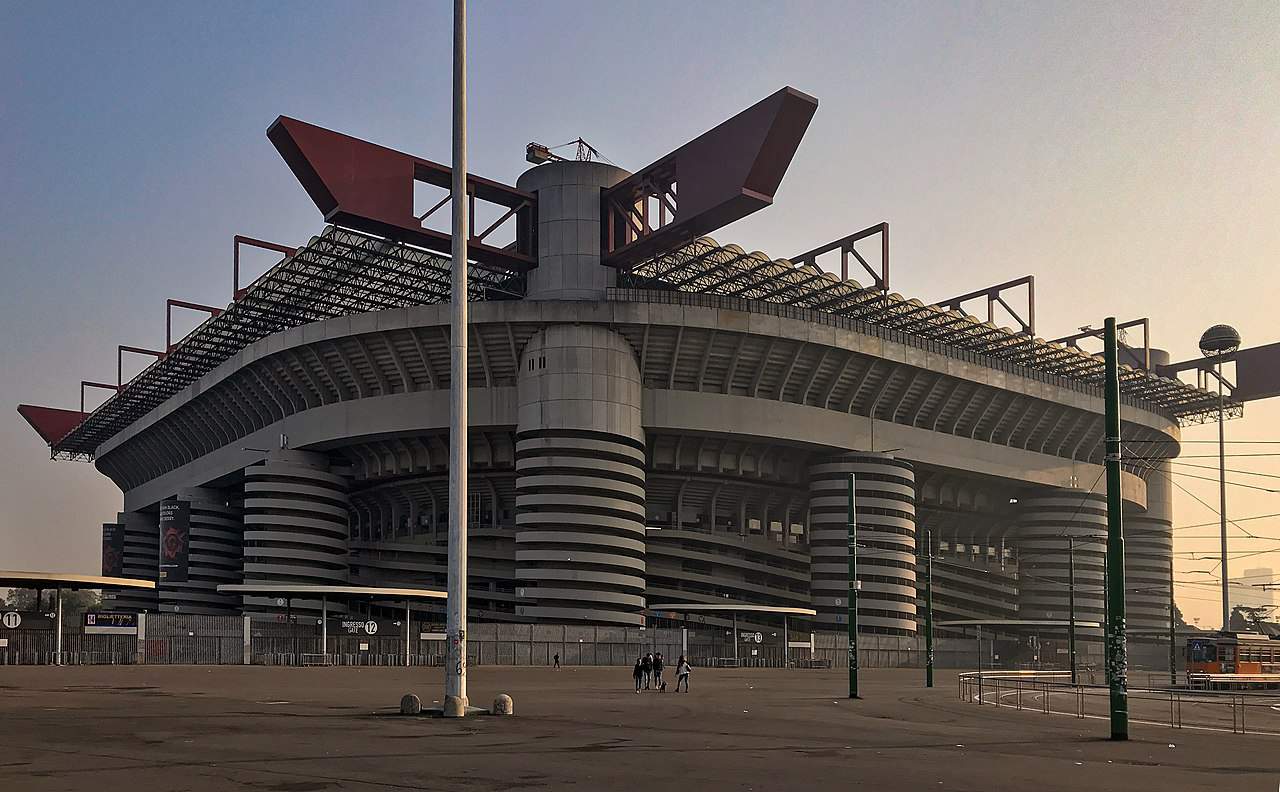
[1199, 324, 1240, 633]
[444, 0, 470, 717]
[1068, 536, 1077, 685]
[848, 473, 859, 699]
[924, 528, 934, 688]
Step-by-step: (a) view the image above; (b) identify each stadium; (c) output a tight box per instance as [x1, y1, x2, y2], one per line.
[17, 87, 1234, 652]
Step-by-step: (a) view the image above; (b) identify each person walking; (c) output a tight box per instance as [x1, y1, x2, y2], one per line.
[675, 655, 691, 693]
[653, 652, 665, 691]
[632, 657, 644, 693]
[641, 653, 653, 690]
[553, 652, 560, 669]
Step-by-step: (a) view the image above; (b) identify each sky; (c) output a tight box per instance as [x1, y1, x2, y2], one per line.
[1, 1, 1278, 627]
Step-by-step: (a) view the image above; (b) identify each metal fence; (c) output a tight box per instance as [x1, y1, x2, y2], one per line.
[957, 670, 1280, 736]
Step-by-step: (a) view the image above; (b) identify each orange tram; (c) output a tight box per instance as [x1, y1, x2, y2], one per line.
[1185, 633, 1280, 688]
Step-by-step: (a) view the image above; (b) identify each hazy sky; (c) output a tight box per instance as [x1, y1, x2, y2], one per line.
[2, 1, 1277, 625]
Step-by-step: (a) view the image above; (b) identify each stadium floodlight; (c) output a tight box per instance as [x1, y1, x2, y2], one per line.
[1199, 324, 1240, 632]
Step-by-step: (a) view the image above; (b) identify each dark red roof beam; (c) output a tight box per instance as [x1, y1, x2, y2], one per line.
[117, 345, 166, 389]
[267, 116, 536, 273]
[234, 235, 296, 300]
[17, 404, 89, 448]
[601, 86, 818, 269]
[166, 299, 223, 353]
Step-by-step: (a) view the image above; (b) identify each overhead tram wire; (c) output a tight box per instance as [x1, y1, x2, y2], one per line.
[1173, 513, 1280, 532]
[1123, 444, 1264, 540]
[1160, 470, 1279, 493]
[1170, 462, 1280, 481]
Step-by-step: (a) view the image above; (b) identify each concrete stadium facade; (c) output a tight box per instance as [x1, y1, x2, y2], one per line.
[84, 158, 1187, 640]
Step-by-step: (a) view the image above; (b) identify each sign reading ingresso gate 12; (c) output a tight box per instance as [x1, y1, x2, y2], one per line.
[158, 500, 190, 583]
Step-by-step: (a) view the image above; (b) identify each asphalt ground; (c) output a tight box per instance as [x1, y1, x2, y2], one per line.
[0, 665, 1276, 791]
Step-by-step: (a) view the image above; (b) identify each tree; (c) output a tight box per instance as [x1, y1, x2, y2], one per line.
[1172, 601, 1194, 631]
[0, 588, 102, 620]
[1230, 604, 1277, 634]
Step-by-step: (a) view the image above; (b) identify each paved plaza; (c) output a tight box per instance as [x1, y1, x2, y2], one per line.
[0, 665, 1276, 791]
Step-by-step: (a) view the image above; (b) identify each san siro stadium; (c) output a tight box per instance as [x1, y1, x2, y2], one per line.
[18, 88, 1230, 657]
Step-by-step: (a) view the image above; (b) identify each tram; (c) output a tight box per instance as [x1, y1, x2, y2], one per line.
[1185, 632, 1280, 680]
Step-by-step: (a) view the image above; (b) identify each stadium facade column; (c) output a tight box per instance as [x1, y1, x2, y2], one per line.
[510, 157, 645, 626]
[515, 159, 629, 302]
[241, 450, 350, 617]
[806, 453, 917, 635]
[1125, 459, 1174, 635]
[513, 324, 647, 625]
[1016, 488, 1109, 640]
[158, 486, 241, 615]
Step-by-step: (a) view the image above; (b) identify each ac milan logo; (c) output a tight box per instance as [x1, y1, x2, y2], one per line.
[162, 526, 186, 560]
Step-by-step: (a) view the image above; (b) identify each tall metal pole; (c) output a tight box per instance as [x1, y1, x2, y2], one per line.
[405, 600, 411, 668]
[55, 585, 63, 666]
[1103, 317, 1129, 741]
[1068, 536, 1077, 685]
[1217, 369, 1229, 632]
[783, 615, 788, 669]
[924, 528, 934, 688]
[1169, 559, 1177, 686]
[848, 473, 860, 699]
[733, 612, 738, 662]
[444, 0, 470, 717]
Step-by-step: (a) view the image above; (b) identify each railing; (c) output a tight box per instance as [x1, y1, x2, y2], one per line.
[1187, 672, 1280, 690]
[255, 652, 444, 667]
[957, 670, 1280, 735]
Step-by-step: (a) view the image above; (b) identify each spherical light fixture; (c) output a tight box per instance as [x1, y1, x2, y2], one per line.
[1199, 324, 1241, 357]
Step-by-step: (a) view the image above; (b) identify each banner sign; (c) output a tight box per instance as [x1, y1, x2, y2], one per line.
[84, 612, 139, 635]
[332, 619, 397, 636]
[101, 523, 126, 577]
[158, 500, 191, 583]
[1, 611, 55, 631]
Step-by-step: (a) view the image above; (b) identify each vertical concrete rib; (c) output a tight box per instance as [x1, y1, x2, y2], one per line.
[807, 453, 917, 634]
[515, 324, 647, 625]
[1016, 489, 1109, 629]
[242, 450, 350, 615]
[158, 487, 242, 615]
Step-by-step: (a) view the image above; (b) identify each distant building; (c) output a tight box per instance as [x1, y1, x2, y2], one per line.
[1233, 567, 1275, 610]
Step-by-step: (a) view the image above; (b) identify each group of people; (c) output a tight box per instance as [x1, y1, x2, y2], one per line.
[632, 652, 691, 693]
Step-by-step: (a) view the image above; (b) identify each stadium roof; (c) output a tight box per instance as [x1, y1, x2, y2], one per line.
[37, 226, 1223, 461]
[216, 583, 446, 600]
[621, 236, 1226, 420]
[45, 226, 522, 460]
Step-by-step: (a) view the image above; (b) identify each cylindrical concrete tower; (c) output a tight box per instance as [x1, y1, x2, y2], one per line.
[103, 510, 160, 612]
[158, 487, 241, 615]
[242, 450, 350, 615]
[514, 324, 647, 625]
[1016, 489, 1109, 629]
[515, 160, 630, 301]
[1126, 460, 1174, 633]
[807, 453, 917, 634]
